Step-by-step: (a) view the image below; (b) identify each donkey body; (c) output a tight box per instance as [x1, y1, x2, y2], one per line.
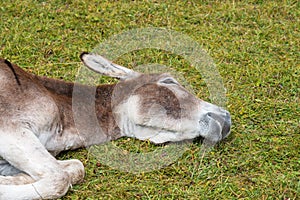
[0, 53, 231, 199]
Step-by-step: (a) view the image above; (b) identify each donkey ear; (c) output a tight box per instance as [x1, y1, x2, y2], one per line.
[80, 52, 139, 80]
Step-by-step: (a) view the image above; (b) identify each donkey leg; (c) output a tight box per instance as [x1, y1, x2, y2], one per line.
[58, 160, 85, 185]
[0, 173, 34, 185]
[0, 160, 84, 186]
[0, 128, 75, 200]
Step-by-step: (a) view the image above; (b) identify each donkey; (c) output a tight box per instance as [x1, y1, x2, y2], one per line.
[0, 52, 231, 199]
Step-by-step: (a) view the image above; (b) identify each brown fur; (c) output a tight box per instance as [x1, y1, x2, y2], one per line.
[0, 59, 122, 150]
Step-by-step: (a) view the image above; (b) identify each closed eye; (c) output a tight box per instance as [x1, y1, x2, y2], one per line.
[160, 78, 178, 85]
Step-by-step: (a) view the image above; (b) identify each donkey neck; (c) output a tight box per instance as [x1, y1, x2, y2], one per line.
[36, 75, 122, 149]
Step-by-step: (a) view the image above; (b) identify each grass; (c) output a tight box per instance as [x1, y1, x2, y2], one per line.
[0, 0, 299, 199]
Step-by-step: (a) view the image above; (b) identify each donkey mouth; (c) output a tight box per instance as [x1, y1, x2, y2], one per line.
[207, 111, 231, 140]
[222, 112, 231, 139]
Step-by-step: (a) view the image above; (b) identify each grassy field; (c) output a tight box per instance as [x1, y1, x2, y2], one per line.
[0, 0, 299, 199]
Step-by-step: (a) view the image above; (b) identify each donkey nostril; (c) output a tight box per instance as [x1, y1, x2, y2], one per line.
[206, 112, 218, 120]
[207, 112, 212, 117]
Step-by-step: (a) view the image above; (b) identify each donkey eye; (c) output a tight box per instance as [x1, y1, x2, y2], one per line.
[160, 78, 178, 85]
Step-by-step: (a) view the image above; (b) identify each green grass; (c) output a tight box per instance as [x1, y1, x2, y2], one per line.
[1, 0, 299, 199]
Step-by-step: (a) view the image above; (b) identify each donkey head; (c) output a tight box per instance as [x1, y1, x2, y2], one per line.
[80, 53, 231, 144]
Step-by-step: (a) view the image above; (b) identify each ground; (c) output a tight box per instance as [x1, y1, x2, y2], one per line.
[0, 0, 299, 199]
